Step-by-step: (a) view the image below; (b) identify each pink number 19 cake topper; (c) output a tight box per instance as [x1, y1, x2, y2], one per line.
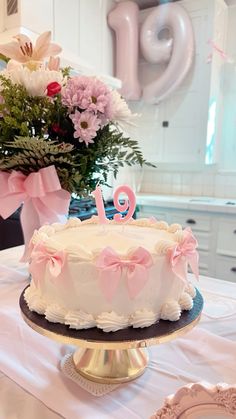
[92, 185, 136, 223]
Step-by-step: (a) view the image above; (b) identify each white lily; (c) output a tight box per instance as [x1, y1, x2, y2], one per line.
[0, 31, 61, 69]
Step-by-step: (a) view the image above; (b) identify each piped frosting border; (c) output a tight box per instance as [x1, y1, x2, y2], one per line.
[24, 284, 196, 332]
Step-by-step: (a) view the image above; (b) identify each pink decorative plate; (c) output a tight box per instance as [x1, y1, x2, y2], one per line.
[151, 382, 236, 418]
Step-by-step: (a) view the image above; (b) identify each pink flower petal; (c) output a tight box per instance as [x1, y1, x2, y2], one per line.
[0, 41, 26, 62]
[33, 31, 62, 60]
[34, 31, 51, 52]
[14, 33, 32, 47]
[47, 56, 60, 71]
[43, 43, 62, 58]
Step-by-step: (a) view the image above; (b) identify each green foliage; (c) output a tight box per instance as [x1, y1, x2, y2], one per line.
[0, 74, 154, 196]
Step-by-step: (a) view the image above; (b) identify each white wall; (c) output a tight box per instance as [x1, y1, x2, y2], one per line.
[219, 4, 236, 171]
[20, 0, 53, 34]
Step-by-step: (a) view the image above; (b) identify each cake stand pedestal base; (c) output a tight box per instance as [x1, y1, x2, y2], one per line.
[73, 347, 149, 384]
[20, 287, 203, 384]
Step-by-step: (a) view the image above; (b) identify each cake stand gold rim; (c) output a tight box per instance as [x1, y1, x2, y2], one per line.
[20, 288, 203, 383]
[20, 309, 201, 350]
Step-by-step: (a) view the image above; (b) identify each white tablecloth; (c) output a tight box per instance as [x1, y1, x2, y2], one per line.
[1, 246, 236, 419]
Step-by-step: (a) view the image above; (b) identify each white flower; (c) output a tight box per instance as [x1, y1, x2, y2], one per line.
[110, 90, 139, 131]
[5, 66, 64, 96]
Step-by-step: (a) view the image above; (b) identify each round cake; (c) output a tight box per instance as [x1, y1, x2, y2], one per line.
[24, 216, 198, 332]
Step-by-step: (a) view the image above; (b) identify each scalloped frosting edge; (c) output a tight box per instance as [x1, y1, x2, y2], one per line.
[30, 216, 185, 259]
[24, 285, 195, 333]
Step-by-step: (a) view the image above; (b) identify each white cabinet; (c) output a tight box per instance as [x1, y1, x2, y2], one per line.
[137, 203, 236, 282]
[1, 0, 115, 77]
[53, 0, 115, 75]
[214, 218, 236, 282]
[216, 219, 236, 257]
[128, 0, 227, 165]
[215, 255, 236, 283]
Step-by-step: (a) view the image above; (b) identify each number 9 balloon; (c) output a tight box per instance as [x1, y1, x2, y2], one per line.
[108, 1, 194, 104]
[140, 3, 194, 104]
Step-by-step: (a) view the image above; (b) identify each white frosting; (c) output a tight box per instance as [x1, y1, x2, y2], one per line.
[38, 225, 55, 236]
[154, 221, 168, 230]
[25, 217, 197, 331]
[155, 240, 175, 255]
[160, 300, 181, 321]
[174, 230, 185, 243]
[131, 309, 158, 328]
[51, 223, 66, 232]
[185, 283, 196, 298]
[96, 312, 129, 332]
[168, 223, 182, 233]
[43, 223, 176, 255]
[45, 304, 67, 324]
[31, 231, 49, 246]
[65, 218, 82, 228]
[24, 286, 47, 315]
[179, 292, 193, 311]
[65, 310, 96, 329]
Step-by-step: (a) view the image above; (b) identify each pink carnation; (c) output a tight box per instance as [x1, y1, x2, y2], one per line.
[61, 76, 88, 108]
[69, 110, 101, 146]
[79, 78, 112, 115]
[62, 76, 113, 122]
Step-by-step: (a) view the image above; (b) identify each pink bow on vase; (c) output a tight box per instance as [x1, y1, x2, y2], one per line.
[29, 243, 66, 286]
[95, 246, 153, 302]
[168, 228, 199, 283]
[0, 166, 71, 261]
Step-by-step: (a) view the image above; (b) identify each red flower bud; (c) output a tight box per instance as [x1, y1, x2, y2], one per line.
[51, 123, 66, 136]
[46, 81, 61, 97]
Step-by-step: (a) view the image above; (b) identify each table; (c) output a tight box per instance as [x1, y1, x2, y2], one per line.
[1, 246, 236, 419]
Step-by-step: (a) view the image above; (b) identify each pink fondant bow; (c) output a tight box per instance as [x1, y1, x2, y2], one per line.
[168, 228, 199, 283]
[0, 166, 71, 261]
[96, 246, 153, 302]
[29, 243, 66, 286]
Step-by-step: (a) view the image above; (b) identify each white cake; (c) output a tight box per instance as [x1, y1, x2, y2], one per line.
[24, 216, 198, 332]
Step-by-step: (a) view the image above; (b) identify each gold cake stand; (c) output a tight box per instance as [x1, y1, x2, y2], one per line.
[20, 288, 203, 384]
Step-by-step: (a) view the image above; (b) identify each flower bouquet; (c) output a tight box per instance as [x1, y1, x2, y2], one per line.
[0, 31, 151, 257]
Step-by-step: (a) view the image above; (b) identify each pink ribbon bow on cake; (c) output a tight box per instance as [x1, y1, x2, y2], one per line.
[0, 166, 71, 261]
[168, 228, 199, 283]
[96, 246, 153, 301]
[29, 243, 66, 286]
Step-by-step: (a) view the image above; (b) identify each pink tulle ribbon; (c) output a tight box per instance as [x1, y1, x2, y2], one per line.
[29, 243, 66, 286]
[168, 228, 199, 283]
[96, 246, 153, 301]
[207, 39, 233, 63]
[0, 166, 71, 261]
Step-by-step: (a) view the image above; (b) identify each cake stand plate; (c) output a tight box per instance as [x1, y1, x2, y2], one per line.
[20, 287, 203, 384]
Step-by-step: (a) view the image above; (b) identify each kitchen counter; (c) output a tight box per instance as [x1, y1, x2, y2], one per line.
[136, 193, 236, 214]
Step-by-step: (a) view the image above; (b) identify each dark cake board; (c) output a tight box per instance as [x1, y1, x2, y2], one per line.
[20, 287, 203, 350]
